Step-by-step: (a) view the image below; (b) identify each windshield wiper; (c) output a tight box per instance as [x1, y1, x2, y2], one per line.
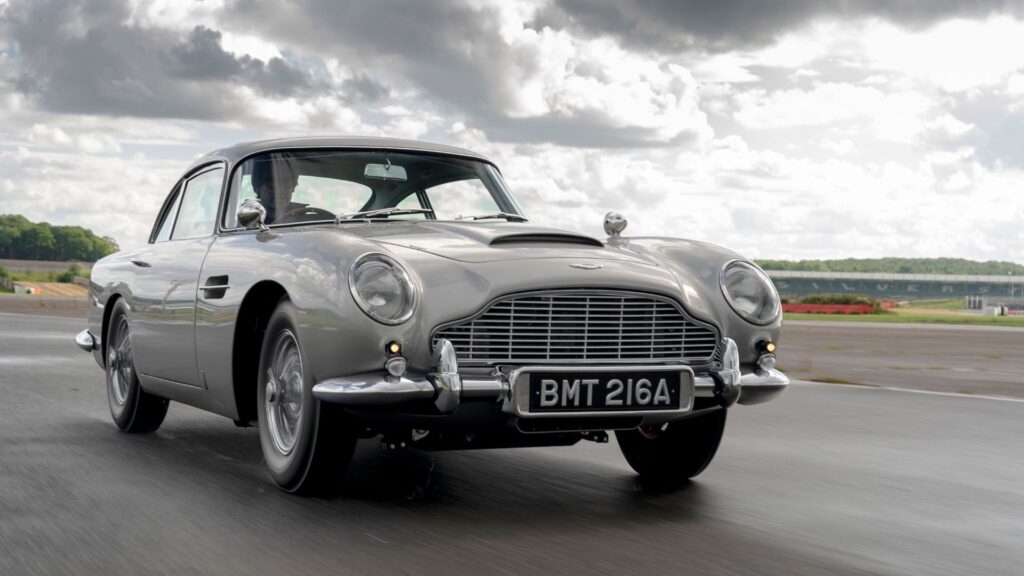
[458, 212, 529, 222]
[335, 207, 434, 222]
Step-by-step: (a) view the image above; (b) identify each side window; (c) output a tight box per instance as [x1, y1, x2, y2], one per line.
[389, 192, 428, 220]
[172, 167, 224, 240]
[153, 189, 182, 243]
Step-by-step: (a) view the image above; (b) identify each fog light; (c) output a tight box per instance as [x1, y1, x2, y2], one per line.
[757, 353, 776, 372]
[385, 356, 407, 377]
[387, 341, 401, 355]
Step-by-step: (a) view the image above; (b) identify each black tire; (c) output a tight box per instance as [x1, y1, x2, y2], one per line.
[105, 299, 169, 433]
[616, 409, 727, 488]
[257, 297, 356, 495]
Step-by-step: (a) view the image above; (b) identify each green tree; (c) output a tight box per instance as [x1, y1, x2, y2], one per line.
[20, 224, 56, 260]
[0, 214, 119, 261]
[757, 257, 1024, 275]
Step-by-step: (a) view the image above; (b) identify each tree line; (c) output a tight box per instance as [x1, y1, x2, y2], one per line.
[757, 257, 1024, 275]
[0, 214, 119, 262]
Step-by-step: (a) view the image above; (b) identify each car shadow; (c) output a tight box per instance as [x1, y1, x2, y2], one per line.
[75, 412, 721, 530]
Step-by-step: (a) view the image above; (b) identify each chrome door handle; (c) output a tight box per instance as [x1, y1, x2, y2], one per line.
[131, 259, 151, 268]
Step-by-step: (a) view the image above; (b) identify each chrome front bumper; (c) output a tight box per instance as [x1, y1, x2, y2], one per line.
[75, 329, 96, 353]
[312, 337, 789, 414]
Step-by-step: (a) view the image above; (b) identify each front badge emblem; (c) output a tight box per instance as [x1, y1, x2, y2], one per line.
[570, 263, 602, 270]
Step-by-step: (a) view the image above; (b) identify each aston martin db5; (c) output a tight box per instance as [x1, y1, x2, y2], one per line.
[75, 137, 788, 494]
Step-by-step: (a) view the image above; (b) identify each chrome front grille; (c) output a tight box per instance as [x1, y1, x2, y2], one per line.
[432, 291, 719, 365]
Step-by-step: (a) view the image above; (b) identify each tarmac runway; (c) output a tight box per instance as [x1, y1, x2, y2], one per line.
[1, 312, 1022, 575]
[780, 319, 1024, 398]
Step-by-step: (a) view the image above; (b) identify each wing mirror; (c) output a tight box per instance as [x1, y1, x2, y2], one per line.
[237, 199, 268, 231]
[603, 212, 627, 237]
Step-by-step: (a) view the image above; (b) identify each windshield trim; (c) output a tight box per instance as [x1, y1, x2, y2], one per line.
[217, 147, 517, 234]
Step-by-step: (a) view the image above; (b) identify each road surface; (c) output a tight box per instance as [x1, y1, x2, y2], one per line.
[780, 319, 1024, 397]
[1, 312, 1022, 575]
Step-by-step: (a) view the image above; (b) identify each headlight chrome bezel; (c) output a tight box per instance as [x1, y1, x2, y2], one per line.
[348, 252, 418, 325]
[719, 259, 781, 326]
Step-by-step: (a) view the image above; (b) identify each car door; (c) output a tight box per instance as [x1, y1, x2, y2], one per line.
[131, 165, 224, 388]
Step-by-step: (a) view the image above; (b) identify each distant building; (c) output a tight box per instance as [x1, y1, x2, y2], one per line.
[767, 270, 1024, 305]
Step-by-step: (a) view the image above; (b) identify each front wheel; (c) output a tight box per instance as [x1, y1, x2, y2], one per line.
[106, 299, 169, 433]
[257, 298, 356, 495]
[616, 409, 727, 488]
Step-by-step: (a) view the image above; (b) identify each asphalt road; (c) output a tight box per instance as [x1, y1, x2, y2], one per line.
[1, 312, 1022, 575]
[780, 320, 1024, 398]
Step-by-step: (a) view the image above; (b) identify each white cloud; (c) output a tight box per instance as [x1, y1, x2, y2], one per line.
[821, 138, 855, 155]
[926, 147, 975, 165]
[860, 16, 1024, 92]
[732, 83, 933, 142]
[0, 146, 184, 245]
[1, 0, 1023, 265]
[28, 124, 123, 155]
[1006, 74, 1024, 95]
[926, 114, 974, 137]
[494, 28, 710, 143]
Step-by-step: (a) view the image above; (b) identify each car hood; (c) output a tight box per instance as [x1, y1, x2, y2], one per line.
[341, 221, 657, 265]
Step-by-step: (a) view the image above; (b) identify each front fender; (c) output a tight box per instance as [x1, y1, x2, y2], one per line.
[609, 236, 783, 365]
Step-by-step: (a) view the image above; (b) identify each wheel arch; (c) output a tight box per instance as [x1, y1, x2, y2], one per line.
[232, 280, 289, 424]
[100, 293, 125, 367]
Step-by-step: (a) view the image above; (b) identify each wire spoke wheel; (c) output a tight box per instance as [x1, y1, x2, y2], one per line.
[107, 315, 132, 407]
[265, 329, 304, 456]
[104, 299, 169, 433]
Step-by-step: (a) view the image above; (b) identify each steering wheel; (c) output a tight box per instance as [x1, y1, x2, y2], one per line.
[284, 206, 336, 220]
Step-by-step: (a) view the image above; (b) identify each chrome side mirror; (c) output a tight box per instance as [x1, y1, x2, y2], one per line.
[237, 199, 267, 231]
[603, 212, 627, 237]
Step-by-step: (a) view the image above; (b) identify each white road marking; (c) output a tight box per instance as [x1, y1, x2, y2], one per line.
[785, 319, 1024, 333]
[0, 331, 71, 339]
[0, 356, 76, 365]
[792, 379, 1024, 403]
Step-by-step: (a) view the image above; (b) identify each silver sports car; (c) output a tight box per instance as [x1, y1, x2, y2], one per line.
[75, 136, 788, 494]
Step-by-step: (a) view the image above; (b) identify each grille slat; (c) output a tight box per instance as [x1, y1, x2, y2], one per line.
[433, 291, 718, 364]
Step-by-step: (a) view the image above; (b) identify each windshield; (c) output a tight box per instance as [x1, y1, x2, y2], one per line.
[223, 150, 525, 228]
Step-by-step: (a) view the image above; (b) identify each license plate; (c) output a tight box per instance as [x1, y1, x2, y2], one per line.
[527, 371, 683, 413]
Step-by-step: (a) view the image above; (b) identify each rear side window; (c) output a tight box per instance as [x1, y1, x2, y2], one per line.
[153, 189, 181, 243]
[172, 167, 224, 240]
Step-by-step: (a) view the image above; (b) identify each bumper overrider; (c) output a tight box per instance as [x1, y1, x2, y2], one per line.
[311, 337, 789, 417]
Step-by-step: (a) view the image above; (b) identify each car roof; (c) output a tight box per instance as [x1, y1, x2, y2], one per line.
[188, 136, 493, 172]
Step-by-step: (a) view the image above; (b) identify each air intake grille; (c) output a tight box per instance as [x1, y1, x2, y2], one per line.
[433, 291, 718, 365]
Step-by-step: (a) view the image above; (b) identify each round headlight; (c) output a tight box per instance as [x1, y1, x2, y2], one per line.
[720, 260, 780, 325]
[349, 253, 417, 325]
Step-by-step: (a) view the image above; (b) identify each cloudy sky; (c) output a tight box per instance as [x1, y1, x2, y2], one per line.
[1, 0, 1023, 262]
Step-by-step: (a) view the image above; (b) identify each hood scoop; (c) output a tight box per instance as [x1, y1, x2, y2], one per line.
[489, 232, 604, 247]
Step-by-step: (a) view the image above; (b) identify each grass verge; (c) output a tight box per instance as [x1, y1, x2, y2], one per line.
[784, 311, 1024, 327]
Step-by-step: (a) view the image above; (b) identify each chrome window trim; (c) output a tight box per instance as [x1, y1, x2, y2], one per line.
[169, 164, 227, 241]
[150, 161, 226, 243]
[217, 147, 513, 234]
[431, 288, 721, 367]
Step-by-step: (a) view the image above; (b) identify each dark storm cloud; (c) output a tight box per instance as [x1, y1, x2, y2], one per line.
[228, 0, 536, 122]
[170, 26, 313, 97]
[2, 0, 318, 119]
[339, 74, 390, 103]
[538, 0, 1024, 52]
[225, 0, 701, 147]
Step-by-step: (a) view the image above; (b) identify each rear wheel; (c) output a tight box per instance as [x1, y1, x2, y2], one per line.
[106, 299, 169, 433]
[616, 409, 727, 488]
[257, 298, 356, 495]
